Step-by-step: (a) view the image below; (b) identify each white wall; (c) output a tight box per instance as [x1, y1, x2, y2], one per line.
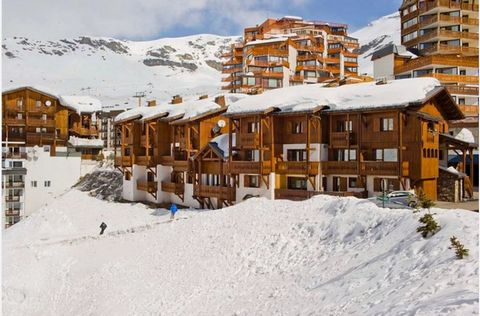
[23, 146, 82, 216]
[373, 55, 395, 80]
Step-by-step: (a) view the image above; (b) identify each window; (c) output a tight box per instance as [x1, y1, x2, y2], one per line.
[17, 113, 23, 120]
[12, 161, 23, 168]
[376, 148, 397, 161]
[244, 175, 260, 188]
[16, 99, 23, 108]
[373, 178, 400, 192]
[402, 17, 418, 29]
[44, 181, 51, 187]
[292, 122, 303, 134]
[35, 100, 41, 108]
[402, 31, 417, 42]
[31, 181, 37, 187]
[380, 118, 394, 131]
[345, 121, 353, 132]
[247, 121, 258, 133]
[287, 177, 307, 190]
[349, 177, 357, 188]
[245, 150, 258, 161]
[125, 171, 131, 181]
[287, 149, 306, 162]
[42, 114, 47, 121]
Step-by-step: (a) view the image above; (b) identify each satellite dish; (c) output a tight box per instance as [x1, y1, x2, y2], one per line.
[45, 100, 52, 107]
[217, 119, 226, 128]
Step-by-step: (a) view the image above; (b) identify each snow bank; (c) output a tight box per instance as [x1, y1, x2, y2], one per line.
[227, 78, 441, 115]
[3, 191, 478, 315]
[58, 95, 102, 114]
[68, 136, 104, 148]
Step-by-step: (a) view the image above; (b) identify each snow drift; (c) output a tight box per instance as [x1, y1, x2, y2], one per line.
[3, 190, 478, 315]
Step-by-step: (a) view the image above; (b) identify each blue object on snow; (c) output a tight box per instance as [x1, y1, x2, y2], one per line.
[170, 203, 178, 214]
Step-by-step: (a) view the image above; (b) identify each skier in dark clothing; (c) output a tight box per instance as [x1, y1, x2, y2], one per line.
[100, 222, 107, 235]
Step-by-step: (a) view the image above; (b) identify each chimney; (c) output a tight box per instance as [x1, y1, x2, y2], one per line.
[214, 95, 226, 107]
[199, 94, 208, 100]
[147, 100, 156, 107]
[171, 95, 183, 104]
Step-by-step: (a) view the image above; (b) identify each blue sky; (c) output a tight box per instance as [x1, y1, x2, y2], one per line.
[4, 0, 403, 40]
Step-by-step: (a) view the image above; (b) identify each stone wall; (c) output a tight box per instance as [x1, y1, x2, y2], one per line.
[437, 169, 462, 202]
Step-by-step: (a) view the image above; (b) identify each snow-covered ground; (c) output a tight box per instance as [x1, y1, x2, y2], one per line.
[3, 189, 478, 315]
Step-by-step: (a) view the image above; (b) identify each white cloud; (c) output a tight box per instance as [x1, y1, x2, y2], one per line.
[3, 0, 309, 40]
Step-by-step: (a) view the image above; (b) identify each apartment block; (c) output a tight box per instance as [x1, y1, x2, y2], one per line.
[2, 87, 103, 228]
[221, 16, 362, 94]
[115, 78, 471, 209]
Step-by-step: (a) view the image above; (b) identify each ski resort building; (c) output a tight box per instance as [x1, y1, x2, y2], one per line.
[1, 87, 103, 228]
[373, 0, 479, 134]
[221, 16, 364, 95]
[115, 78, 467, 209]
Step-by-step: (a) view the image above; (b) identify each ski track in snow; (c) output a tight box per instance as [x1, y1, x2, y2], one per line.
[3, 190, 478, 315]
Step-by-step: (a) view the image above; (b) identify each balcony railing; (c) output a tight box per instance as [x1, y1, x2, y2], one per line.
[4, 181, 25, 188]
[418, 0, 479, 14]
[222, 66, 242, 74]
[194, 185, 236, 200]
[289, 75, 305, 82]
[161, 181, 184, 194]
[136, 181, 157, 193]
[114, 156, 132, 167]
[420, 44, 479, 56]
[331, 132, 357, 147]
[26, 133, 55, 145]
[458, 105, 479, 116]
[158, 155, 174, 166]
[136, 156, 157, 167]
[420, 73, 479, 84]
[2, 152, 27, 159]
[360, 161, 399, 176]
[228, 161, 272, 174]
[395, 54, 479, 74]
[27, 118, 55, 126]
[322, 161, 358, 175]
[5, 196, 21, 202]
[173, 160, 189, 172]
[3, 117, 25, 125]
[276, 161, 320, 175]
[239, 133, 260, 148]
[446, 85, 479, 96]
[70, 126, 98, 137]
[274, 189, 320, 201]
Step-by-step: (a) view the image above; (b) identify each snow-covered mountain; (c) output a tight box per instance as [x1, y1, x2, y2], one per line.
[352, 12, 401, 75]
[3, 187, 478, 315]
[2, 34, 239, 109]
[2, 12, 400, 108]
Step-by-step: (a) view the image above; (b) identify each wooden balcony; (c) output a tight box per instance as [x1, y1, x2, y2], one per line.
[446, 85, 479, 96]
[297, 53, 324, 62]
[5, 196, 21, 202]
[296, 44, 324, 52]
[161, 181, 184, 195]
[222, 83, 242, 91]
[239, 133, 260, 148]
[360, 161, 399, 176]
[173, 160, 189, 172]
[420, 44, 479, 56]
[296, 64, 324, 72]
[27, 118, 55, 127]
[322, 161, 358, 175]
[245, 47, 289, 57]
[228, 161, 272, 174]
[193, 185, 236, 200]
[416, 29, 479, 43]
[247, 59, 289, 68]
[3, 118, 25, 126]
[418, 15, 478, 29]
[418, 0, 479, 14]
[114, 156, 132, 167]
[136, 155, 157, 167]
[158, 155, 174, 166]
[290, 75, 305, 82]
[70, 126, 99, 137]
[26, 133, 55, 145]
[331, 132, 357, 147]
[5, 209, 21, 216]
[221, 76, 234, 82]
[395, 54, 478, 74]
[4, 181, 25, 188]
[222, 66, 242, 74]
[458, 105, 479, 116]
[137, 181, 157, 193]
[420, 73, 479, 84]
[324, 57, 340, 63]
[276, 161, 320, 175]
[251, 70, 284, 79]
[274, 189, 320, 201]
[2, 152, 27, 159]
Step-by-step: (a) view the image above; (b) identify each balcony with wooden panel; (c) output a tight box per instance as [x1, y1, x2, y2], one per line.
[222, 82, 242, 91]
[420, 73, 479, 84]
[228, 161, 272, 174]
[246, 59, 289, 68]
[136, 155, 157, 167]
[418, 15, 479, 29]
[161, 181, 184, 195]
[289, 75, 305, 82]
[360, 161, 409, 176]
[296, 64, 325, 72]
[4, 181, 25, 188]
[3, 117, 26, 126]
[416, 29, 479, 43]
[276, 161, 320, 175]
[114, 156, 132, 167]
[173, 160, 189, 172]
[137, 180, 158, 193]
[69, 125, 99, 137]
[2, 152, 27, 159]
[418, 0, 479, 14]
[221, 66, 242, 74]
[458, 105, 479, 116]
[26, 132, 55, 145]
[330, 132, 357, 147]
[394, 54, 478, 74]
[238, 133, 260, 148]
[158, 155, 174, 166]
[3, 132, 26, 142]
[446, 85, 479, 96]
[193, 185, 236, 200]
[5, 196, 21, 202]
[245, 46, 289, 57]
[5, 209, 21, 216]
[27, 117, 55, 127]
[274, 189, 320, 201]
[296, 44, 324, 52]
[297, 53, 324, 62]
[420, 44, 479, 56]
[322, 161, 358, 175]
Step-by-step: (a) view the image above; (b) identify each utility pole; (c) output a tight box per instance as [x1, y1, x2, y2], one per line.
[133, 92, 146, 107]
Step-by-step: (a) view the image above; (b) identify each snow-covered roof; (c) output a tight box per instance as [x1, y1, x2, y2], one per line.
[281, 16, 303, 21]
[59, 95, 102, 114]
[439, 165, 467, 178]
[455, 128, 475, 144]
[2, 85, 59, 99]
[226, 78, 442, 116]
[114, 93, 247, 124]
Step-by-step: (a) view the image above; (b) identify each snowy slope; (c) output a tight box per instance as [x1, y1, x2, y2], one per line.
[2, 35, 239, 109]
[3, 189, 478, 315]
[352, 12, 401, 75]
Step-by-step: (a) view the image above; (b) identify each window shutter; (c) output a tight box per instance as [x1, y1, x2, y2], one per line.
[340, 177, 348, 191]
[373, 118, 380, 132]
[374, 178, 381, 191]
